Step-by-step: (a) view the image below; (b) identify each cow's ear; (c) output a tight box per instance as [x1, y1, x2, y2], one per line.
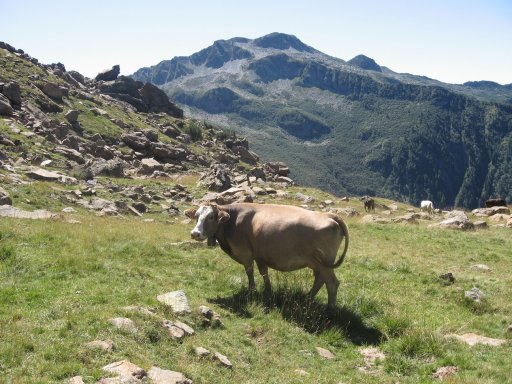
[184, 208, 197, 219]
[218, 210, 230, 223]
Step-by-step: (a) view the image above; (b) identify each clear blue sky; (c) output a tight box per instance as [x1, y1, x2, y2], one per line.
[1, 0, 511, 84]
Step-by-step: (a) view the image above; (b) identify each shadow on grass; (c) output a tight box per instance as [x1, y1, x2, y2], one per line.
[209, 287, 383, 346]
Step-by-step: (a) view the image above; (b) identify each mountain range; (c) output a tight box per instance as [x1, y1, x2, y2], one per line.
[132, 32, 512, 209]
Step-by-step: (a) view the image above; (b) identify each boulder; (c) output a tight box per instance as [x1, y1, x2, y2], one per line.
[1, 81, 22, 106]
[0, 187, 12, 205]
[95, 65, 120, 82]
[64, 109, 80, 123]
[147, 366, 193, 384]
[37, 81, 69, 100]
[0, 94, 13, 116]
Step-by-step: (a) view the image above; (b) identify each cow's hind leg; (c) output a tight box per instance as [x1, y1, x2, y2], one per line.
[320, 268, 340, 308]
[308, 269, 325, 299]
[244, 263, 256, 293]
[256, 260, 271, 294]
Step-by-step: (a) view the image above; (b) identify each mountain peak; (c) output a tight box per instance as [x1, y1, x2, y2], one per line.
[348, 55, 381, 72]
[253, 33, 316, 53]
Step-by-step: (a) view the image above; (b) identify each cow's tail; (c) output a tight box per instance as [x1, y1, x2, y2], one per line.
[328, 214, 349, 269]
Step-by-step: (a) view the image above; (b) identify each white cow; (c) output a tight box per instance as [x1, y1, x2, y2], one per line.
[420, 200, 434, 214]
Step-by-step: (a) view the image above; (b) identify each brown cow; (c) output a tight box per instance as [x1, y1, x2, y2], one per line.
[185, 203, 349, 308]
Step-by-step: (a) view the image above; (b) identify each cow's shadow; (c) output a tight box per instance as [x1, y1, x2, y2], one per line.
[209, 288, 383, 346]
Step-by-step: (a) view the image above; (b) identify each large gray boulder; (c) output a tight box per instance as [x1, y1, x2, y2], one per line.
[1, 81, 22, 107]
[95, 64, 120, 81]
[0, 94, 13, 116]
[37, 81, 69, 101]
[0, 187, 12, 205]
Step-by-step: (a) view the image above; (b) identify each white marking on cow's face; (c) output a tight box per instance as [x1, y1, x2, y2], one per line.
[190, 205, 215, 241]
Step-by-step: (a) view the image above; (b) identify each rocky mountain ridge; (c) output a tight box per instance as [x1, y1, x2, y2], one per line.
[0, 41, 295, 217]
[131, 33, 512, 209]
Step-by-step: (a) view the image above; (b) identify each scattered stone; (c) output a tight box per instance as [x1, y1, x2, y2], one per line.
[62, 207, 76, 213]
[439, 272, 455, 285]
[65, 109, 80, 123]
[431, 366, 459, 380]
[147, 366, 193, 384]
[213, 351, 233, 369]
[446, 333, 507, 346]
[464, 287, 484, 303]
[0, 186, 12, 205]
[95, 65, 120, 82]
[358, 347, 385, 374]
[157, 290, 191, 315]
[198, 305, 223, 327]
[473, 220, 488, 229]
[102, 360, 146, 381]
[163, 321, 186, 340]
[315, 346, 335, 359]
[109, 317, 137, 333]
[68, 376, 85, 384]
[121, 305, 157, 317]
[194, 346, 211, 358]
[294, 368, 309, 376]
[507, 324, 512, 333]
[86, 339, 114, 352]
[471, 264, 491, 272]
[0, 205, 56, 219]
[173, 320, 195, 335]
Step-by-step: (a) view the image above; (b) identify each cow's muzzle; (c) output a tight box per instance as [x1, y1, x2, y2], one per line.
[191, 230, 205, 241]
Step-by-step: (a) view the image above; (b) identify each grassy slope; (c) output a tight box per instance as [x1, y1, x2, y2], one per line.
[1, 189, 511, 383]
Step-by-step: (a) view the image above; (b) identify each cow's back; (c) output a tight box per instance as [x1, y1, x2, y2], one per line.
[224, 204, 343, 271]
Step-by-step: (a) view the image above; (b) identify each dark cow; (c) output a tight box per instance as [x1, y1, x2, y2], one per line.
[186, 203, 349, 308]
[485, 198, 507, 208]
[361, 196, 375, 212]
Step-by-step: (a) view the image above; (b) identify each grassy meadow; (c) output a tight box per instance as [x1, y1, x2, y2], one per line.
[1, 194, 511, 383]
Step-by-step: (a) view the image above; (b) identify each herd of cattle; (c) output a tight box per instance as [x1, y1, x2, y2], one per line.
[185, 196, 508, 309]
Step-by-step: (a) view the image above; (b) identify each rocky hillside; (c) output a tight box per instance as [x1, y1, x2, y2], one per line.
[132, 33, 512, 209]
[0, 41, 295, 217]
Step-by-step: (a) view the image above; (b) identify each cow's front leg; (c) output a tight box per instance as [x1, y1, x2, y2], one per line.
[244, 263, 256, 292]
[256, 260, 271, 294]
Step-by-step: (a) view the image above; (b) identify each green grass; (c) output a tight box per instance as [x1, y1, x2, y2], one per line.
[1, 208, 511, 383]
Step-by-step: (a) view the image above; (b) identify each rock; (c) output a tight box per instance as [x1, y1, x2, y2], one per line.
[54, 146, 85, 164]
[446, 333, 507, 346]
[25, 168, 77, 185]
[86, 340, 114, 352]
[199, 164, 231, 192]
[68, 376, 85, 384]
[472, 206, 510, 216]
[37, 81, 69, 100]
[194, 346, 211, 358]
[507, 217, 512, 228]
[464, 287, 484, 303]
[122, 132, 150, 151]
[358, 347, 385, 374]
[2, 81, 22, 106]
[95, 65, 120, 82]
[473, 220, 488, 229]
[109, 317, 137, 333]
[157, 290, 191, 314]
[439, 272, 455, 285]
[173, 320, 195, 335]
[437, 211, 470, 229]
[0, 205, 56, 220]
[139, 83, 184, 118]
[315, 347, 335, 359]
[213, 351, 233, 368]
[361, 214, 392, 224]
[102, 360, 146, 381]
[0, 186, 12, 205]
[121, 305, 157, 317]
[147, 366, 193, 384]
[0, 94, 14, 116]
[431, 366, 459, 380]
[162, 322, 186, 340]
[65, 109, 80, 123]
[471, 264, 491, 271]
[295, 192, 315, 204]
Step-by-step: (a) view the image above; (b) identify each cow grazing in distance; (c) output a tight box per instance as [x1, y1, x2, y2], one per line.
[361, 196, 375, 212]
[185, 203, 349, 308]
[420, 200, 434, 214]
[485, 198, 507, 208]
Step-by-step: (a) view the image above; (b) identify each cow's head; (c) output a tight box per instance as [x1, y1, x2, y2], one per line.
[185, 204, 230, 246]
